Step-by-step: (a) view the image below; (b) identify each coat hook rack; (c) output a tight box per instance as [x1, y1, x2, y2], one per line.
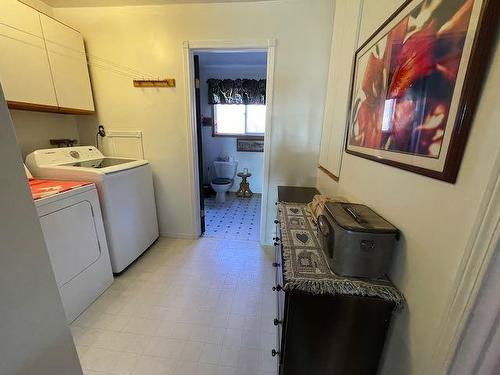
[133, 79, 176, 88]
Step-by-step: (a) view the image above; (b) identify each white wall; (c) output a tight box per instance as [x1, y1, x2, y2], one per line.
[316, 0, 500, 374]
[0, 87, 82, 375]
[10, 110, 80, 159]
[199, 53, 266, 193]
[54, 0, 334, 240]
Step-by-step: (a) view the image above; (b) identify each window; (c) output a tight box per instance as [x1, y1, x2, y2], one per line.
[213, 104, 265, 137]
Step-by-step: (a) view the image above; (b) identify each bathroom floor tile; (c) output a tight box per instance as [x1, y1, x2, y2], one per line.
[204, 193, 261, 241]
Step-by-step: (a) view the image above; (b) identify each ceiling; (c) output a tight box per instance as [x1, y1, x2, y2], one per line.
[42, 0, 277, 7]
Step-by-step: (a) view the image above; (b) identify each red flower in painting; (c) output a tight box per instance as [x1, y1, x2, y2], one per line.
[354, 53, 386, 147]
[352, 0, 474, 157]
[388, 20, 437, 98]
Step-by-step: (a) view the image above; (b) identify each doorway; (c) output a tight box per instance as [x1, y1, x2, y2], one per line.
[184, 41, 275, 243]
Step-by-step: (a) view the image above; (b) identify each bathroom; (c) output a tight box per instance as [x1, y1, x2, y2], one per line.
[196, 51, 267, 241]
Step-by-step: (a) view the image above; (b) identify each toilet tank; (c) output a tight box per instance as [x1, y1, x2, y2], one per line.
[213, 161, 237, 179]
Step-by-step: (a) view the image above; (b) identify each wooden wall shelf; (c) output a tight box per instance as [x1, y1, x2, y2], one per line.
[133, 79, 176, 88]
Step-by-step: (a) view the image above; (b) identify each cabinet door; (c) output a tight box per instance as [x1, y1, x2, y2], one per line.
[0, 0, 57, 106]
[40, 14, 95, 112]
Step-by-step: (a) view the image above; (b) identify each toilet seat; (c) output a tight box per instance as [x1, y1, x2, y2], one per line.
[210, 160, 238, 203]
[212, 177, 233, 185]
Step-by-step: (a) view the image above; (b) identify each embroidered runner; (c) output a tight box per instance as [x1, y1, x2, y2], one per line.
[278, 202, 404, 309]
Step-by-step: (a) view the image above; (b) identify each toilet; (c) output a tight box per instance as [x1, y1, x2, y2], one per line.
[210, 160, 238, 203]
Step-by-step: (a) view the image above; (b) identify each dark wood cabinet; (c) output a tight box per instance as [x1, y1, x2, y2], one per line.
[273, 186, 396, 375]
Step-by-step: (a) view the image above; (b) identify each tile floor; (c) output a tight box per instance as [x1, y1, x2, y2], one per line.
[70, 237, 277, 375]
[204, 194, 261, 241]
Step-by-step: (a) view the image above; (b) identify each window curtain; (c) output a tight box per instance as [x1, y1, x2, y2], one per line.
[207, 79, 266, 105]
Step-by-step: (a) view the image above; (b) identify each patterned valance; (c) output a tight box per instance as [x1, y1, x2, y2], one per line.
[207, 79, 266, 105]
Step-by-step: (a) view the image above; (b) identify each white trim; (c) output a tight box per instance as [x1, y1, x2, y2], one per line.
[182, 39, 277, 244]
[160, 231, 198, 240]
[260, 42, 276, 246]
[184, 39, 274, 50]
[106, 130, 142, 138]
[201, 64, 267, 69]
[431, 149, 500, 373]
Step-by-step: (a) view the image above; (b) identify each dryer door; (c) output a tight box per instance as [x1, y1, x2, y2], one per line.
[40, 200, 101, 287]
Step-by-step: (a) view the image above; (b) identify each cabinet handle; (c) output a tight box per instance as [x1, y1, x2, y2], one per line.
[272, 285, 282, 292]
[274, 242, 279, 246]
[273, 318, 282, 326]
[271, 349, 280, 357]
[273, 237, 280, 241]
[272, 262, 280, 267]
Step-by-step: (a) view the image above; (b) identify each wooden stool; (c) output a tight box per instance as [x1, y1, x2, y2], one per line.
[236, 172, 253, 198]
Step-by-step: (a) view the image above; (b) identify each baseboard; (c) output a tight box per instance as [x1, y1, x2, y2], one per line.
[159, 231, 198, 240]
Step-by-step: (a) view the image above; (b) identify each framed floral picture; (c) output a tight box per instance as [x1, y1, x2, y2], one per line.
[345, 0, 498, 182]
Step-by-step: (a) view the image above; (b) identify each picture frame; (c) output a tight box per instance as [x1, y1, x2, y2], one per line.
[237, 138, 264, 152]
[345, 0, 498, 183]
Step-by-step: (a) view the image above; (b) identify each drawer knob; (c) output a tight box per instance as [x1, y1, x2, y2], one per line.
[274, 220, 279, 224]
[273, 318, 282, 326]
[272, 262, 280, 267]
[273, 242, 279, 246]
[271, 349, 280, 357]
[273, 237, 280, 241]
[272, 285, 282, 292]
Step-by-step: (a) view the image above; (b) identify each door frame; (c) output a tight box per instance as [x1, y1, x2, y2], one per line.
[182, 39, 276, 243]
[193, 54, 205, 235]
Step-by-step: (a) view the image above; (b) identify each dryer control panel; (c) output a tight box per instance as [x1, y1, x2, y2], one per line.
[27, 146, 105, 166]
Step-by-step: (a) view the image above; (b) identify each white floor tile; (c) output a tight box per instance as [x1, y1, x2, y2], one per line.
[178, 341, 204, 362]
[173, 361, 198, 375]
[71, 237, 277, 375]
[219, 346, 240, 368]
[132, 355, 177, 375]
[237, 348, 260, 371]
[199, 343, 222, 364]
[143, 337, 183, 359]
[196, 363, 218, 375]
[122, 317, 162, 336]
[215, 365, 238, 375]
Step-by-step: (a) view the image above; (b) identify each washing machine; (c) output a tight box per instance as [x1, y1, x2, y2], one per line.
[26, 146, 159, 273]
[29, 176, 113, 323]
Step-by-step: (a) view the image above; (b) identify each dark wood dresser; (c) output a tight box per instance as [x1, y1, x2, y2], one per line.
[272, 186, 400, 375]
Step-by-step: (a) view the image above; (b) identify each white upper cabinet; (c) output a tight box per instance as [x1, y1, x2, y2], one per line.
[0, 0, 57, 106]
[40, 14, 95, 112]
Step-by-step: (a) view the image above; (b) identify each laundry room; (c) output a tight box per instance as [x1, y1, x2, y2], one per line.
[2, 0, 500, 375]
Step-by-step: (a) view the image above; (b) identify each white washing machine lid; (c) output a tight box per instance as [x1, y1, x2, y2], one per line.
[62, 157, 140, 169]
[47, 158, 148, 175]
